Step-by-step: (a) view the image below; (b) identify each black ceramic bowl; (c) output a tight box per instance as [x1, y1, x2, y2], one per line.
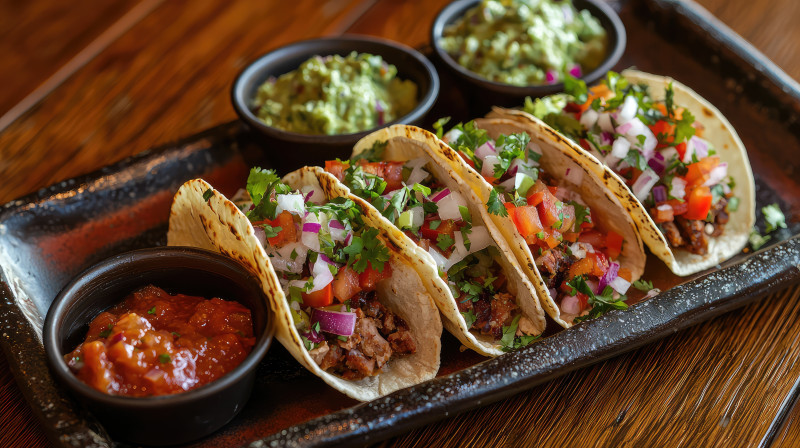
[231, 35, 440, 172]
[43, 247, 274, 446]
[431, 0, 626, 109]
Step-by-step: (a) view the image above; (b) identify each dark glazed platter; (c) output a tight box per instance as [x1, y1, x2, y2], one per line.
[1, 0, 800, 446]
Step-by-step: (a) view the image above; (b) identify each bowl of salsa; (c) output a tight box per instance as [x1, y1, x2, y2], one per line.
[43, 247, 274, 446]
[231, 35, 439, 172]
[431, 0, 626, 108]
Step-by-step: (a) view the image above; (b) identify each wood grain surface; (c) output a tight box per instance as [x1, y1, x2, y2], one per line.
[1, 0, 799, 447]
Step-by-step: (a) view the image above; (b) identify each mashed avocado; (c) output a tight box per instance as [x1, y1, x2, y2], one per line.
[253, 52, 418, 135]
[440, 0, 607, 86]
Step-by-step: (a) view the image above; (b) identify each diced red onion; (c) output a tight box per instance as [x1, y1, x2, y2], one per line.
[253, 226, 266, 247]
[474, 141, 497, 161]
[310, 308, 356, 337]
[600, 131, 614, 146]
[610, 276, 631, 295]
[498, 176, 516, 191]
[598, 114, 615, 133]
[648, 152, 666, 175]
[561, 295, 581, 315]
[482, 155, 500, 178]
[430, 188, 451, 202]
[652, 185, 668, 203]
[565, 166, 584, 185]
[690, 136, 709, 159]
[301, 215, 320, 252]
[670, 177, 687, 199]
[618, 96, 638, 123]
[276, 193, 305, 216]
[586, 279, 599, 295]
[631, 168, 659, 201]
[611, 137, 631, 158]
[704, 162, 728, 186]
[580, 108, 598, 129]
[598, 261, 620, 292]
[344, 231, 353, 245]
[438, 190, 468, 221]
[303, 222, 321, 233]
[546, 70, 558, 84]
[302, 329, 324, 343]
[568, 64, 582, 78]
[329, 219, 345, 230]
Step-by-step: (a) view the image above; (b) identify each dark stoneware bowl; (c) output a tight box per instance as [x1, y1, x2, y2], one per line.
[430, 0, 626, 109]
[231, 35, 440, 173]
[43, 247, 274, 446]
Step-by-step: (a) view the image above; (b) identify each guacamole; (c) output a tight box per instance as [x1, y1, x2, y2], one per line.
[439, 0, 608, 86]
[253, 52, 418, 135]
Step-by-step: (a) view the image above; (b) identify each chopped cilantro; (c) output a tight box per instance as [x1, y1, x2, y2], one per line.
[499, 314, 540, 352]
[569, 276, 628, 322]
[245, 167, 292, 221]
[461, 309, 477, 329]
[171, 332, 181, 338]
[337, 335, 348, 342]
[98, 329, 111, 338]
[433, 117, 451, 138]
[487, 189, 508, 216]
[352, 140, 388, 162]
[674, 109, 696, 143]
[459, 205, 472, 223]
[727, 197, 740, 212]
[147, 306, 156, 315]
[342, 227, 391, 273]
[428, 220, 441, 230]
[312, 321, 321, 333]
[632, 279, 654, 291]
[570, 201, 591, 233]
[202, 188, 213, 202]
[261, 224, 282, 238]
[624, 149, 648, 171]
[665, 82, 675, 118]
[563, 75, 588, 104]
[290, 249, 298, 260]
[437, 234, 455, 251]
[158, 354, 171, 363]
[749, 229, 771, 250]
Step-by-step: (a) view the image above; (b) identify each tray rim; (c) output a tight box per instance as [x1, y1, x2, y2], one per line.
[2, 0, 800, 446]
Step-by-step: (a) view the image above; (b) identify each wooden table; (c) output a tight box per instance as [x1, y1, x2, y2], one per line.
[2, 0, 799, 446]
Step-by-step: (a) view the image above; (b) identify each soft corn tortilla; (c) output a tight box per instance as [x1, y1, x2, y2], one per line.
[354, 124, 646, 328]
[349, 127, 546, 354]
[491, 69, 755, 276]
[166, 170, 442, 402]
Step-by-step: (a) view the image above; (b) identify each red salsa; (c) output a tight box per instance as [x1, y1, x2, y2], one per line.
[65, 285, 255, 397]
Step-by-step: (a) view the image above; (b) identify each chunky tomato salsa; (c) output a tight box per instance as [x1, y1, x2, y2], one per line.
[65, 285, 255, 397]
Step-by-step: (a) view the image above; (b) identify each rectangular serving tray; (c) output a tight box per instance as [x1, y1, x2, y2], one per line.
[2, 0, 800, 446]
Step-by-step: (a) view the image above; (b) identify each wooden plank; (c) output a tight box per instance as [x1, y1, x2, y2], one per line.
[0, 0, 375, 204]
[347, 0, 452, 49]
[0, 0, 145, 117]
[378, 288, 800, 447]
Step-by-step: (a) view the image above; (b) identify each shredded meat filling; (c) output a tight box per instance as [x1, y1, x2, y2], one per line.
[311, 290, 416, 380]
[664, 198, 730, 254]
[469, 291, 518, 339]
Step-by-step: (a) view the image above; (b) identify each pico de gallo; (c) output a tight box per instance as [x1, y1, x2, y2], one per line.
[525, 72, 739, 255]
[437, 119, 631, 322]
[231, 168, 416, 380]
[325, 144, 540, 350]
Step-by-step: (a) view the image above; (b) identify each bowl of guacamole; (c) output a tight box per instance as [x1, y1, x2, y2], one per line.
[232, 36, 439, 170]
[431, 0, 625, 106]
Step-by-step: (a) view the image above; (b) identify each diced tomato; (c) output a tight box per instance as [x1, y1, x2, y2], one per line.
[381, 162, 404, 191]
[667, 198, 688, 216]
[654, 103, 684, 120]
[536, 190, 561, 227]
[512, 205, 543, 240]
[556, 204, 575, 233]
[541, 228, 561, 249]
[649, 120, 675, 148]
[568, 257, 594, 280]
[359, 262, 393, 290]
[684, 156, 720, 187]
[651, 205, 675, 224]
[579, 139, 592, 152]
[483, 175, 497, 184]
[525, 180, 549, 206]
[302, 284, 333, 308]
[617, 267, 632, 282]
[562, 231, 580, 243]
[575, 84, 613, 114]
[492, 273, 507, 290]
[252, 211, 297, 248]
[578, 229, 606, 248]
[332, 267, 361, 302]
[324, 160, 349, 180]
[684, 186, 713, 220]
[588, 252, 609, 277]
[675, 142, 687, 161]
[577, 293, 589, 310]
[606, 230, 623, 260]
[420, 219, 457, 243]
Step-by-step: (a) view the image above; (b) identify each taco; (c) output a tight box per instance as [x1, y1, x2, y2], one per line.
[496, 69, 756, 276]
[324, 126, 546, 355]
[427, 118, 647, 327]
[166, 167, 442, 401]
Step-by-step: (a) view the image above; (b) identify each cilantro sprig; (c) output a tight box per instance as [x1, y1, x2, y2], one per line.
[568, 276, 628, 323]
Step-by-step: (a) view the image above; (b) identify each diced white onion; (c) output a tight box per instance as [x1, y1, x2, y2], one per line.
[611, 137, 630, 158]
[301, 214, 320, 252]
[269, 242, 308, 274]
[561, 295, 581, 315]
[308, 256, 338, 293]
[580, 108, 599, 129]
[526, 142, 542, 165]
[690, 136, 710, 159]
[660, 146, 678, 163]
[276, 193, 305, 216]
[482, 155, 500, 178]
[670, 177, 687, 199]
[704, 162, 728, 186]
[406, 166, 429, 186]
[427, 247, 448, 269]
[631, 168, 659, 201]
[253, 226, 266, 247]
[474, 141, 497, 161]
[618, 96, 638, 123]
[443, 128, 462, 144]
[467, 226, 492, 254]
[610, 276, 631, 295]
[569, 242, 594, 259]
[328, 220, 348, 242]
[437, 191, 468, 221]
[597, 113, 615, 133]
